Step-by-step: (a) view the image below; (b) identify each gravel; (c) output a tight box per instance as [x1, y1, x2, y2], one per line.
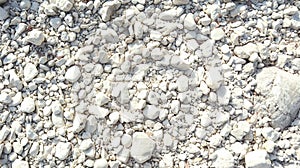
[2, 0, 300, 167]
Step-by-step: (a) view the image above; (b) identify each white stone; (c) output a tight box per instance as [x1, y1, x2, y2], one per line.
[65, 66, 81, 83]
[95, 92, 110, 106]
[25, 29, 45, 45]
[107, 112, 119, 125]
[88, 105, 109, 119]
[211, 148, 234, 168]
[159, 8, 177, 21]
[56, 0, 73, 12]
[170, 56, 190, 70]
[12, 159, 29, 168]
[0, 92, 12, 104]
[245, 150, 271, 168]
[199, 40, 214, 57]
[0, 125, 10, 143]
[20, 0, 31, 10]
[131, 132, 155, 163]
[206, 67, 223, 90]
[184, 13, 196, 30]
[55, 142, 72, 160]
[0, 7, 8, 21]
[256, 67, 300, 129]
[176, 75, 189, 92]
[80, 139, 93, 151]
[134, 21, 143, 39]
[211, 28, 225, 41]
[73, 113, 87, 133]
[49, 17, 62, 29]
[99, 0, 121, 22]
[143, 105, 160, 120]
[94, 158, 108, 168]
[121, 134, 132, 148]
[217, 85, 231, 105]
[234, 43, 258, 59]
[24, 63, 38, 82]
[10, 92, 22, 106]
[20, 97, 35, 113]
[230, 121, 251, 140]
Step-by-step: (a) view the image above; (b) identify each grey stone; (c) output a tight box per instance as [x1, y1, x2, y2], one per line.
[173, 0, 189, 5]
[131, 132, 155, 163]
[255, 67, 300, 129]
[0, 7, 8, 21]
[245, 150, 271, 168]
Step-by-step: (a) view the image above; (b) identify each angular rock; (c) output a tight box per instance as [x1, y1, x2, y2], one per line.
[245, 150, 271, 168]
[131, 132, 155, 163]
[99, 0, 121, 22]
[65, 66, 81, 83]
[94, 158, 108, 168]
[12, 159, 29, 168]
[234, 43, 258, 59]
[256, 67, 300, 129]
[0, 7, 8, 21]
[211, 148, 234, 168]
[25, 29, 45, 45]
[206, 67, 223, 90]
[176, 75, 189, 92]
[55, 142, 72, 160]
[73, 113, 87, 133]
[211, 28, 225, 41]
[56, 0, 73, 12]
[143, 105, 160, 120]
[184, 13, 196, 30]
[24, 63, 38, 82]
[20, 97, 35, 113]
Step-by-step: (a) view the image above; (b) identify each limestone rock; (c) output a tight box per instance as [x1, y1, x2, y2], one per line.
[256, 67, 300, 129]
[131, 132, 155, 163]
[245, 150, 271, 168]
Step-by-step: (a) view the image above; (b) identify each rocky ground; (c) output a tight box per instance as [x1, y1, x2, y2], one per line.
[1, 0, 300, 167]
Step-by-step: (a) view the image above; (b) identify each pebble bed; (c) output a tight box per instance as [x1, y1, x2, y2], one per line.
[1, 0, 300, 168]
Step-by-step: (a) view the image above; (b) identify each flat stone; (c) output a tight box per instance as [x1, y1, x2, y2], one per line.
[25, 29, 45, 45]
[211, 28, 225, 40]
[121, 134, 132, 148]
[24, 63, 38, 82]
[65, 66, 81, 83]
[0, 125, 10, 143]
[94, 158, 108, 168]
[20, 97, 35, 113]
[73, 113, 87, 133]
[230, 121, 251, 140]
[0, 7, 8, 21]
[206, 67, 223, 90]
[217, 85, 231, 105]
[143, 105, 160, 120]
[234, 43, 258, 59]
[55, 142, 72, 160]
[131, 132, 156, 163]
[176, 75, 189, 92]
[245, 150, 271, 168]
[12, 159, 29, 168]
[88, 105, 109, 119]
[95, 92, 110, 106]
[184, 13, 196, 30]
[159, 8, 177, 21]
[211, 148, 234, 168]
[255, 67, 300, 129]
[173, 0, 189, 5]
